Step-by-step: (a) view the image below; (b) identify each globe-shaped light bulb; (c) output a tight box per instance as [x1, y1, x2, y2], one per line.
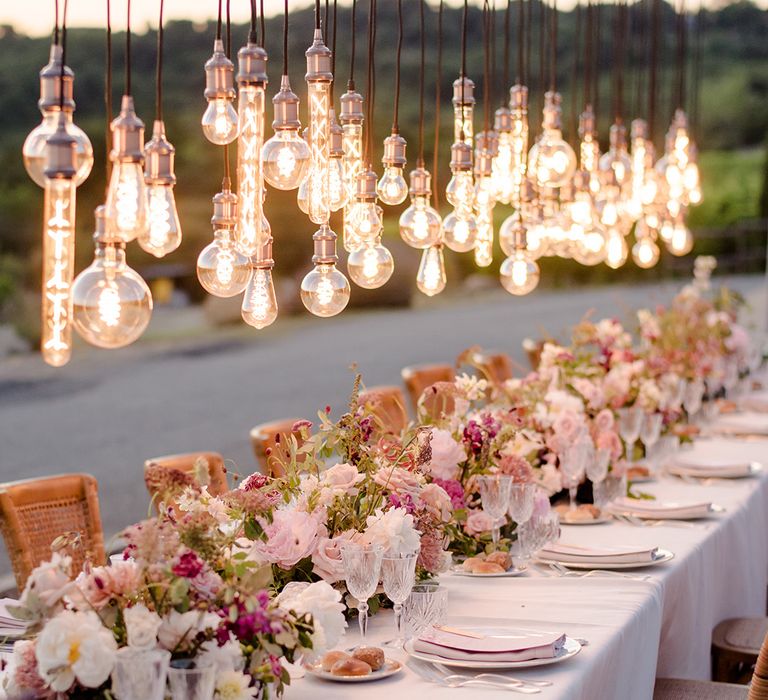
[202, 97, 239, 145]
[377, 165, 408, 206]
[500, 249, 540, 296]
[262, 129, 311, 190]
[347, 242, 395, 289]
[196, 230, 251, 297]
[24, 112, 94, 188]
[442, 211, 478, 253]
[528, 130, 577, 188]
[399, 195, 442, 249]
[300, 263, 351, 317]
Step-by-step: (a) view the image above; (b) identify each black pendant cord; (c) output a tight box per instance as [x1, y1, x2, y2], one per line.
[690, 0, 703, 137]
[226, 0, 231, 59]
[522, 0, 529, 87]
[282, 0, 289, 76]
[491, 0, 497, 112]
[417, 0, 426, 164]
[612, 0, 626, 123]
[675, 0, 687, 109]
[223, 0, 231, 183]
[482, 0, 491, 136]
[593, 1, 600, 122]
[392, 0, 403, 133]
[504, 0, 511, 90]
[155, 0, 165, 122]
[348, 0, 357, 88]
[53, 0, 60, 45]
[324, 0, 329, 36]
[248, 0, 257, 44]
[125, 0, 132, 95]
[459, 0, 469, 140]
[365, 0, 377, 164]
[583, 0, 591, 109]
[537, 0, 546, 120]
[331, 0, 337, 101]
[216, 0, 222, 41]
[433, 0, 443, 211]
[260, 0, 265, 45]
[513, 0, 521, 85]
[315, 0, 321, 31]
[105, 0, 112, 187]
[571, 0, 580, 136]
[59, 0, 68, 110]
[549, 0, 557, 93]
[649, 0, 659, 143]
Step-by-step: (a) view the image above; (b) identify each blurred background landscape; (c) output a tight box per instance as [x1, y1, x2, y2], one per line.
[0, 0, 766, 351]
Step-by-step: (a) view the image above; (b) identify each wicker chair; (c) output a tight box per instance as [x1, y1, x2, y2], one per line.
[401, 363, 455, 414]
[654, 625, 768, 699]
[143, 451, 229, 499]
[522, 339, 545, 370]
[471, 350, 514, 387]
[0, 474, 106, 591]
[712, 618, 768, 683]
[250, 418, 308, 478]
[358, 386, 409, 436]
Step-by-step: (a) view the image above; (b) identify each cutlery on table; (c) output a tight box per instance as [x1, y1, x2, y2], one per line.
[431, 663, 553, 687]
[406, 659, 542, 693]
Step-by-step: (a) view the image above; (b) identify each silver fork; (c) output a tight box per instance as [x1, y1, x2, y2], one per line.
[613, 513, 698, 529]
[548, 561, 651, 582]
[406, 659, 541, 694]
[432, 663, 552, 687]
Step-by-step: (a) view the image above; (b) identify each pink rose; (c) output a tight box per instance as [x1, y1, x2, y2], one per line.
[311, 531, 356, 583]
[322, 462, 364, 495]
[255, 510, 321, 569]
[419, 483, 453, 522]
[427, 429, 466, 480]
[76, 560, 142, 610]
[553, 412, 580, 441]
[373, 466, 420, 495]
[498, 454, 534, 483]
[464, 509, 494, 536]
[593, 409, 615, 433]
[596, 430, 623, 461]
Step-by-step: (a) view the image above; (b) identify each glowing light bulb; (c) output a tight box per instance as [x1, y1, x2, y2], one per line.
[443, 212, 478, 253]
[605, 229, 629, 269]
[500, 249, 540, 296]
[528, 91, 577, 189]
[491, 107, 514, 204]
[340, 88, 365, 253]
[105, 95, 148, 242]
[301, 262, 350, 317]
[348, 240, 394, 289]
[327, 111, 348, 211]
[140, 120, 182, 258]
[72, 207, 153, 350]
[509, 85, 530, 207]
[417, 245, 447, 296]
[202, 39, 238, 145]
[668, 217, 694, 256]
[40, 118, 77, 367]
[632, 234, 661, 269]
[453, 76, 475, 147]
[305, 30, 333, 224]
[473, 133, 497, 268]
[241, 265, 278, 329]
[627, 119, 649, 222]
[377, 132, 408, 205]
[445, 170, 476, 219]
[23, 44, 94, 188]
[400, 167, 442, 249]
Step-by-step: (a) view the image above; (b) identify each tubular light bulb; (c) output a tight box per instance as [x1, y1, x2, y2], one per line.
[242, 265, 278, 329]
[328, 110, 348, 211]
[262, 75, 311, 190]
[605, 229, 629, 269]
[40, 116, 77, 367]
[453, 76, 475, 147]
[105, 95, 148, 242]
[340, 87, 365, 253]
[400, 167, 442, 249]
[473, 134, 497, 268]
[509, 85, 529, 207]
[347, 240, 395, 289]
[301, 264, 350, 317]
[24, 45, 93, 188]
[417, 245, 447, 296]
[140, 120, 182, 258]
[492, 107, 514, 204]
[528, 91, 577, 189]
[668, 217, 694, 256]
[202, 39, 239, 145]
[500, 248, 540, 296]
[442, 211, 478, 253]
[72, 208, 153, 349]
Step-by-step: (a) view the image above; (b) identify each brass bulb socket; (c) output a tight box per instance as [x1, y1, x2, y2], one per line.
[630, 118, 648, 140]
[512, 216, 528, 251]
[312, 223, 339, 264]
[494, 107, 512, 132]
[452, 76, 475, 106]
[237, 42, 268, 86]
[111, 95, 145, 162]
[92, 204, 109, 243]
[450, 141, 473, 171]
[542, 91, 563, 130]
[204, 39, 236, 100]
[250, 238, 274, 268]
[579, 106, 596, 139]
[43, 113, 77, 179]
[272, 75, 301, 130]
[475, 130, 499, 157]
[340, 88, 364, 124]
[355, 169, 379, 200]
[509, 84, 528, 111]
[211, 186, 238, 228]
[144, 120, 176, 185]
[39, 44, 75, 112]
[305, 29, 333, 82]
[609, 121, 627, 149]
[382, 132, 407, 167]
[474, 150, 494, 178]
[408, 167, 431, 197]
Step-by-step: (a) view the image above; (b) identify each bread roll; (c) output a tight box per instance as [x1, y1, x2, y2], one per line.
[473, 561, 506, 574]
[321, 650, 350, 672]
[353, 646, 385, 671]
[485, 551, 511, 568]
[331, 658, 372, 676]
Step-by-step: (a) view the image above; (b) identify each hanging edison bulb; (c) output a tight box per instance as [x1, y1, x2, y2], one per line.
[301, 224, 351, 317]
[234, 40, 270, 257]
[453, 76, 475, 148]
[444, 140, 477, 252]
[377, 132, 408, 205]
[473, 131, 497, 267]
[304, 29, 333, 225]
[631, 219, 661, 269]
[105, 95, 148, 243]
[241, 236, 278, 329]
[567, 171, 606, 266]
[348, 169, 384, 244]
[605, 228, 629, 269]
[500, 221, 540, 296]
[201, 38, 239, 145]
[626, 119, 649, 222]
[197, 181, 251, 297]
[596, 121, 632, 233]
[23, 44, 93, 188]
[40, 115, 77, 367]
[539, 186, 571, 258]
[72, 206, 153, 349]
[577, 105, 600, 191]
[417, 244, 447, 296]
[340, 87, 365, 252]
[400, 165, 442, 249]
[508, 85, 529, 207]
[528, 91, 577, 189]
[491, 106, 514, 204]
[262, 76, 311, 190]
[666, 213, 694, 256]
[328, 111, 348, 211]
[656, 109, 701, 209]
[348, 238, 395, 289]
[140, 120, 182, 258]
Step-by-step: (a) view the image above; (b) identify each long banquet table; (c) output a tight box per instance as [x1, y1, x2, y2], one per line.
[288, 435, 768, 700]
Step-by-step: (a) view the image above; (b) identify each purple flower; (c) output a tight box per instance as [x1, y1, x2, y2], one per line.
[171, 551, 204, 579]
[433, 478, 466, 509]
[389, 493, 417, 514]
[269, 654, 283, 678]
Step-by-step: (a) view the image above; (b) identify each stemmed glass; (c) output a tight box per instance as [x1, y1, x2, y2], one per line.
[508, 483, 536, 569]
[683, 379, 704, 423]
[341, 542, 384, 645]
[618, 406, 644, 461]
[640, 413, 663, 472]
[112, 648, 170, 700]
[560, 445, 587, 512]
[381, 551, 418, 648]
[477, 474, 513, 546]
[519, 511, 560, 564]
[586, 447, 611, 485]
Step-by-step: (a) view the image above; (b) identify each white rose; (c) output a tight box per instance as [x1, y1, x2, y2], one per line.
[214, 669, 259, 700]
[199, 635, 244, 674]
[36, 610, 117, 691]
[124, 604, 162, 651]
[158, 610, 220, 652]
[21, 553, 73, 612]
[364, 507, 421, 556]
[276, 581, 346, 658]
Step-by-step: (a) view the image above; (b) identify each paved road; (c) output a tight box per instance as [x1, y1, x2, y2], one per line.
[0, 275, 764, 577]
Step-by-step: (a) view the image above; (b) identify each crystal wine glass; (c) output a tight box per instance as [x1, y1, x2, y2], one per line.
[341, 542, 384, 646]
[592, 471, 627, 510]
[477, 474, 513, 546]
[586, 447, 611, 484]
[403, 584, 448, 640]
[508, 483, 536, 569]
[683, 379, 704, 422]
[112, 648, 170, 700]
[640, 412, 663, 472]
[560, 444, 587, 512]
[618, 406, 644, 460]
[381, 551, 418, 648]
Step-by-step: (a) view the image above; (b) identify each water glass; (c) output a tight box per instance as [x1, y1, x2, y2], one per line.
[592, 472, 627, 510]
[618, 406, 644, 460]
[508, 483, 536, 524]
[586, 447, 611, 484]
[341, 542, 384, 644]
[640, 412, 663, 469]
[477, 474, 513, 546]
[381, 551, 418, 648]
[403, 584, 448, 640]
[111, 648, 170, 700]
[519, 511, 560, 563]
[167, 660, 216, 700]
[683, 379, 704, 421]
[560, 445, 587, 511]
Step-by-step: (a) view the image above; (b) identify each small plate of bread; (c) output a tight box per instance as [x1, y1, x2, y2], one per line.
[451, 551, 527, 577]
[306, 646, 403, 682]
[555, 503, 610, 525]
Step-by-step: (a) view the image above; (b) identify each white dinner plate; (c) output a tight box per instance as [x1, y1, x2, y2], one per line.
[608, 503, 724, 521]
[404, 635, 581, 669]
[667, 462, 763, 479]
[536, 548, 675, 570]
[305, 658, 403, 682]
[558, 514, 612, 526]
[450, 564, 528, 578]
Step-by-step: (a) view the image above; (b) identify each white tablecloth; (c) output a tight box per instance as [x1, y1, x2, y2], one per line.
[287, 435, 768, 700]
